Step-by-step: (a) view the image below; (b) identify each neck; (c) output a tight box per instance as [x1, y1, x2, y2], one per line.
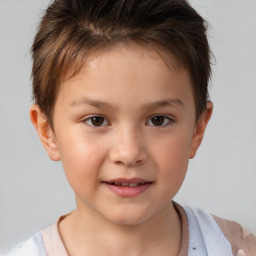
[59, 202, 182, 256]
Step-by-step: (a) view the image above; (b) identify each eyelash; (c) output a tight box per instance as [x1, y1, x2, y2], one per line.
[146, 115, 174, 127]
[83, 115, 174, 127]
[84, 116, 110, 127]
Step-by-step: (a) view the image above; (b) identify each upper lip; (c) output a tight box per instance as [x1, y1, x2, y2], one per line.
[103, 178, 153, 184]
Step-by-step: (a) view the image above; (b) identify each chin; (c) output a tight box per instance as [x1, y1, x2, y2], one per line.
[104, 207, 151, 226]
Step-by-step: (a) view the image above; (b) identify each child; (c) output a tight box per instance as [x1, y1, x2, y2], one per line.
[5, 0, 256, 255]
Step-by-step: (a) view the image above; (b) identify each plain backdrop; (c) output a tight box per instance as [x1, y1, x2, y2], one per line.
[0, 0, 256, 253]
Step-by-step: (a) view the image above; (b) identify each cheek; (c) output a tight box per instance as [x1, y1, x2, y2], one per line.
[151, 131, 192, 190]
[158, 143, 189, 179]
[153, 130, 192, 165]
[57, 133, 107, 193]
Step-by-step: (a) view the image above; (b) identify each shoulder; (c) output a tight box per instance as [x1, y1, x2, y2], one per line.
[3, 232, 47, 256]
[213, 214, 256, 256]
[4, 215, 70, 256]
[183, 206, 256, 256]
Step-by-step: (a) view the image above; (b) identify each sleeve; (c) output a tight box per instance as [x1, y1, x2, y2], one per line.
[3, 232, 47, 256]
[213, 215, 256, 256]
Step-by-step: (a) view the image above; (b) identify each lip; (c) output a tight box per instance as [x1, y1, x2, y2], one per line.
[104, 177, 152, 184]
[102, 178, 153, 198]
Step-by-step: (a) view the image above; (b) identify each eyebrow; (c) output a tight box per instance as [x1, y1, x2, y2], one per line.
[70, 97, 183, 110]
[142, 98, 184, 110]
[70, 98, 117, 110]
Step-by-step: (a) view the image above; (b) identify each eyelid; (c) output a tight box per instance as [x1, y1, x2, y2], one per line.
[82, 114, 174, 127]
[146, 115, 175, 127]
[83, 115, 110, 127]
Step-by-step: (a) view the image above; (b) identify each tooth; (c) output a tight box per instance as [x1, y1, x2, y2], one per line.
[111, 182, 147, 187]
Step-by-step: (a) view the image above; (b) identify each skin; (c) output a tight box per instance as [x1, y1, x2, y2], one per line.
[30, 44, 213, 256]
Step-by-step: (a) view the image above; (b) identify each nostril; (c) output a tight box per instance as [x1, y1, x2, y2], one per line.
[124, 159, 144, 167]
[134, 159, 143, 165]
[115, 160, 124, 166]
[113, 159, 144, 167]
[109, 145, 147, 167]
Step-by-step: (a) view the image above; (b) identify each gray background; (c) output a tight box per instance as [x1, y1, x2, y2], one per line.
[0, 0, 256, 253]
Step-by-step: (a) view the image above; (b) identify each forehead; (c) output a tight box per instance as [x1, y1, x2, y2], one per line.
[62, 42, 184, 82]
[64, 43, 189, 86]
[86, 45, 173, 81]
[56, 44, 194, 114]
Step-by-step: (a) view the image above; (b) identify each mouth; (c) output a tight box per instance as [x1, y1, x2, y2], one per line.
[102, 178, 153, 197]
[104, 181, 152, 187]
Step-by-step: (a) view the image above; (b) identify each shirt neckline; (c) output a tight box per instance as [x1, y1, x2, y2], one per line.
[41, 202, 189, 256]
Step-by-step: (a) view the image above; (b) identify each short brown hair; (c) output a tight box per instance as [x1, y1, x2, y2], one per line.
[31, 0, 212, 125]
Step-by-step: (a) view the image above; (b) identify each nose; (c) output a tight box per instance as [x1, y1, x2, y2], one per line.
[109, 127, 147, 167]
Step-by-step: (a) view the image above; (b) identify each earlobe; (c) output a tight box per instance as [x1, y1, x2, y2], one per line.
[189, 101, 213, 159]
[30, 104, 60, 161]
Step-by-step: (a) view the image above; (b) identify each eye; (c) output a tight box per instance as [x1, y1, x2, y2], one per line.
[146, 115, 173, 127]
[84, 116, 109, 127]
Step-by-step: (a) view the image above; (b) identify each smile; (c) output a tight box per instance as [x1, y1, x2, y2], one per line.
[107, 182, 149, 187]
[102, 178, 153, 197]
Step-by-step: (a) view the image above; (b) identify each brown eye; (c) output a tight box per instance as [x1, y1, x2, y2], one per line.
[151, 116, 165, 126]
[147, 116, 172, 127]
[85, 116, 109, 127]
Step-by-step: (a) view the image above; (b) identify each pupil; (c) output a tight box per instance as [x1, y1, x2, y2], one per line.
[152, 116, 164, 126]
[92, 117, 104, 126]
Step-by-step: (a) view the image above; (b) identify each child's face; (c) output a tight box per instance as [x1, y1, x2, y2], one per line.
[31, 44, 212, 225]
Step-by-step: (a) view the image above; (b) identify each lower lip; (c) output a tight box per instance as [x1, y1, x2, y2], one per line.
[103, 183, 153, 197]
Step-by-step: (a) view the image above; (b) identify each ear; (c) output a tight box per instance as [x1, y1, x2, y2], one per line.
[30, 104, 60, 161]
[190, 101, 213, 159]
